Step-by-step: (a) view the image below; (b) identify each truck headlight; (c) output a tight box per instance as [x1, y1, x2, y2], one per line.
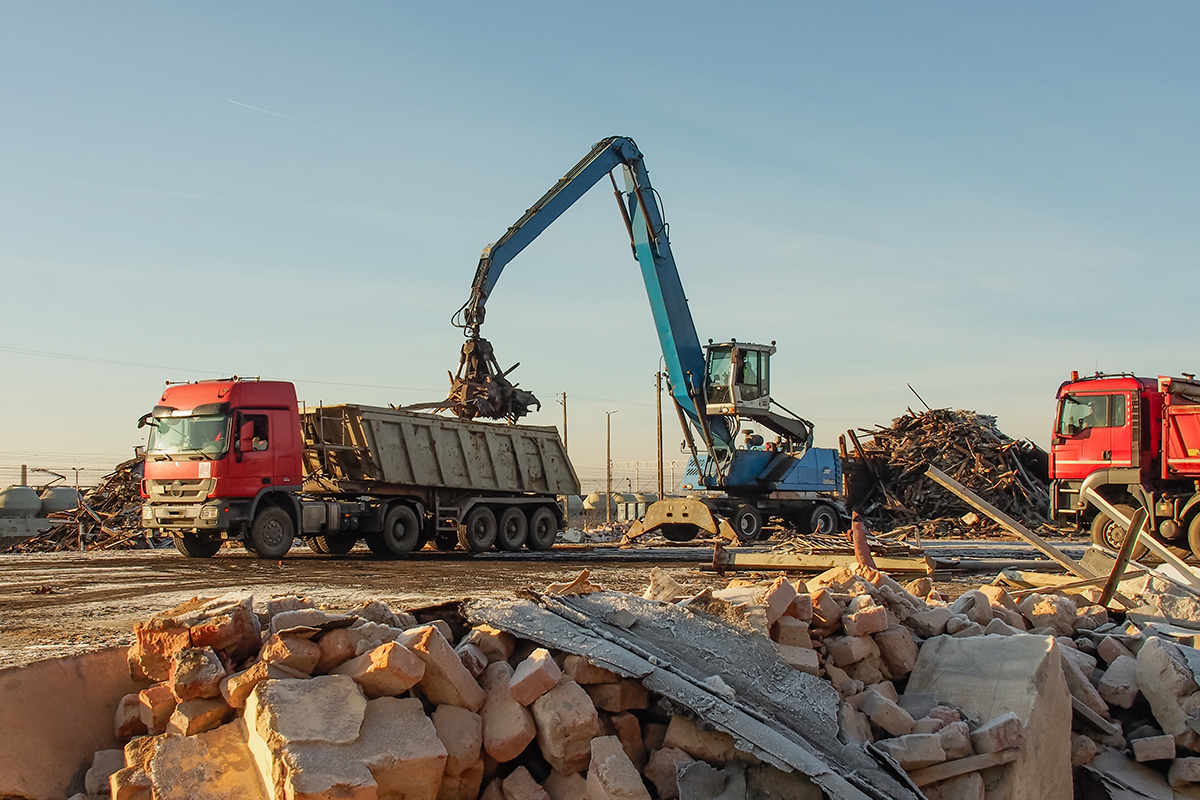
[141, 506, 153, 520]
[200, 506, 219, 520]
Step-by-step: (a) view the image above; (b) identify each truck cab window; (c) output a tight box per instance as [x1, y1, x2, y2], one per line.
[1057, 393, 1126, 435]
[241, 414, 269, 451]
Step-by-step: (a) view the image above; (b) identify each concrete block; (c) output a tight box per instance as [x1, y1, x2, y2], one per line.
[1170, 757, 1200, 788]
[166, 697, 233, 736]
[432, 704, 483, 776]
[408, 625, 487, 712]
[438, 761, 485, 800]
[1018, 594, 1077, 636]
[844, 652, 884, 686]
[770, 616, 812, 648]
[139, 684, 177, 735]
[258, 634, 320, 675]
[86, 748, 125, 796]
[1098, 636, 1136, 665]
[332, 640, 426, 698]
[352, 696, 449, 800]
[1098, 654, 1139, 709]
[875, 733, 946, 770]
[562, 654, 620, 684]
[1074, 605, 1109, 633]
[947, 619, 985, 638]
[148, 720, 268, 800]
[759, 576, 798, 627]
[502, 766, 550, 800]
[220, 660, 307, 709]
[187, 593, 262, 663]
[776, 643, 820, 676]
[610, 711, 647, 769]
[642, 567, 684, 603]
[912, 717, 945, 735]
[509, 648, 562, 706]
[662, 715, 737, 766]
[970, 711, 1025, 753]
[1133, 733, 1176, 762]
[168, 646, 225, 702]
[838, 702, 873, 744]
[109, 765, 152, 800]
[984, 618, 1024, 636]
[1059, 646, 1111, 720]
[788, 592, 814, 622]
[542, 770, 588, 800]
[587, 678, 650, 712]
[825, 635, 878, 667]
[131, 623, 192, 682]
[905, 607, 952, 638]
[479, 662, 537, 763]
[873, 624, 919, 680]
[530, 679, 600, 774]
[859, 691, 915, 737]
[348, 599, 416, 629]
[923, 772, 984, 800]
[643, 722, 667, 752]
[114, 693, 148, 741]
[643, 747, 694, 799]
[469, 624, 516, 664]
[585, 735, 651, 800]
[314, 627, 362, 674]
[949, 590, 993, 625]
[810, 588, 844, 630]
[1070, 732, 1097, 766]
[937, 721, 973, 760]
[456, 643, 488, 678]
[1136, 636, 1200, 751]
[905, 634, 1071, 800]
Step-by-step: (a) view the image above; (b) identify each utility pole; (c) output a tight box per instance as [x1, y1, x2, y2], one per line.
[656, 371, 664, 498]
[605, 411, 617, 525]
[558, 392, 568, 455]
[558, 392, 569, 528]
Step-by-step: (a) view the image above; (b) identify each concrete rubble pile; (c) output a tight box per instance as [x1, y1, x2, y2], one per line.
[66, 559, 1200, 800]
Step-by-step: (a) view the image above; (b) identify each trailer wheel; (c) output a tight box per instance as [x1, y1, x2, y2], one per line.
[307, 536, 329, 554]
[172, 533, 222, 558]
[808, 504, 840, 536]
[364, 532, 390, 556]
[731, 504, 762, 544]
[497, 507, 528, 551]
[381, 506, 422, 556]
[314, 535, 356, 555]
[433, 533, 458, 551]
[526, 507, 558, 551]
[1187, 515, 1200, 561]
[1090, 504, 1148, 560]
[458, 506, 497, 552]
[249, 506, 295, 559]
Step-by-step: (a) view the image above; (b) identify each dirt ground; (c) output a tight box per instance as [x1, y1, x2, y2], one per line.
[0, 538, 1087, 669]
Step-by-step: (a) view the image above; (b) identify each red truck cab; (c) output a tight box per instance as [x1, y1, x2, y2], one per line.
[141, 378, 303, 557]
[1050, 371, 1200, 557]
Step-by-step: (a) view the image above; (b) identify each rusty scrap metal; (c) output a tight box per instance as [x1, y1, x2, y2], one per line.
[444, 337, 540, 423]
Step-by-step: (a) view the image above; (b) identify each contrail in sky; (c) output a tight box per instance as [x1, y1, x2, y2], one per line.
[225, 98, 359, 140]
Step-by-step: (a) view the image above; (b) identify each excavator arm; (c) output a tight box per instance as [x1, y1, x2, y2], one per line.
[448, 136, 734, 462]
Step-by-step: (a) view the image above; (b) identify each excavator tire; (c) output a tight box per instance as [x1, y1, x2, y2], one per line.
[731, 504, 762, 544]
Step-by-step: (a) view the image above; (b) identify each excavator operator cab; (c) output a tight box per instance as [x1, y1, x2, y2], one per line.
[704, 341, 775, 419]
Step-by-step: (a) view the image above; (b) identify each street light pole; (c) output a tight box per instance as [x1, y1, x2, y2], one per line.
[605, 410, 617, 525]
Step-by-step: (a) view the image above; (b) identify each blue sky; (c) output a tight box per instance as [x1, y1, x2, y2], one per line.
[2, 3, 1197, 488]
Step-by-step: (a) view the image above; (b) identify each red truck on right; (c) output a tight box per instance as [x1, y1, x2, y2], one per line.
[1051, 370, 1200, 557]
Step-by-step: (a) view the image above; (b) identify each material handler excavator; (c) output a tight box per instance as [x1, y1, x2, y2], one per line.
[443, 136, 844, 542]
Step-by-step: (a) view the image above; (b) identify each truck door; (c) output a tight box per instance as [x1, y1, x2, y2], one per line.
[225, 411, 274, 497]
[1052, 392, 1126, 480]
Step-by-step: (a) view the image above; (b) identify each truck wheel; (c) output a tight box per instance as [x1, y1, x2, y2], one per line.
[364, 533, 390, 556]
[808, 504, 839, 536]
[382, 506, 421, 556]
[249, 506, 295, 559]
[307, 536, 329, 554]
[458, 507, 497, 552]
[1187, 516, 1200, 561]
[731, 504, 762, 544]
[497, 507, 528, 551]
[314, 535, 356, 555]
[172, 533, 222, 558]
[434, 533, 458, 551]
[526, 507, 558, 551]
[1090, 505, 1148, 560]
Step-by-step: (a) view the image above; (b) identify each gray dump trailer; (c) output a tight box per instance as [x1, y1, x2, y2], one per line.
[301, 404, 579, 554]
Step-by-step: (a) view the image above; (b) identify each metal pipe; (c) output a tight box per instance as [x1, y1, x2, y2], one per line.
[657, 372, 664, 498]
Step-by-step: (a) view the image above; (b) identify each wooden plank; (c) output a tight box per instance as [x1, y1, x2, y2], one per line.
[925, 464, 1092, 579]
[1008, 569, 1148, 600]
[907, 748, 1019, 787]
[712, 547, 934, 575]
[1081, 488, 1200, 597]
[1072, 695, 1121, 737]
[1101, 507, 1147, 607]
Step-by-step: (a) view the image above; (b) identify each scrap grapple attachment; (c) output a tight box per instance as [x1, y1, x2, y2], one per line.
[446, 337, 540, 423]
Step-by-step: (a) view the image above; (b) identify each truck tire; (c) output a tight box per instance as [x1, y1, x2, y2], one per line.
[731, 504, 762, 544]
[314, 535, 356, 555]
[381, 505, 422, 556]
[364, 533, 390, 556]
[434, 533, 458, 551]
[1187, 515, 1200, 562]
[497, 507, 528, 551]
[526, 507, 558, 551]
[458, 506, 497, 552]
[1090, 505, 1148, 560]
[307, 536, 329, 554]
[172, 533, 222, 558]
[249, 506, 295, 559]
[808, 504, 839, 536]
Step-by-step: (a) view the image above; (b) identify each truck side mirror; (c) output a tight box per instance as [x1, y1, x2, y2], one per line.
[235, 420, 253, 462]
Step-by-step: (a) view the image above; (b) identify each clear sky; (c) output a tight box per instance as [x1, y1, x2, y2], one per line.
[2, 3, 1198, 489]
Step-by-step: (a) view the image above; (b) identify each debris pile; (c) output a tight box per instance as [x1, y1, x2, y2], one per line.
[64, 554, 1200, 800]
[849, 408, 1051, 532]
[4, 458, 148, 553]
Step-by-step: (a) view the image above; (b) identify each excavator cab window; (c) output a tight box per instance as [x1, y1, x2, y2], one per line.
[737, 350, 767, 401]
[706, 348, 733, 404]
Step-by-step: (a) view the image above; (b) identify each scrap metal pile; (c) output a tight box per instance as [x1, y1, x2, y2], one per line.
[850, 408, 1051, 534]
[4, 457, 149, 553]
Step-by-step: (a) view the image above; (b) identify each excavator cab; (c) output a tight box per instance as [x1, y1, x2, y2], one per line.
[704, 341, 775, 419]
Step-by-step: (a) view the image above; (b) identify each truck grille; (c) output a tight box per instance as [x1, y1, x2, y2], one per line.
[146, 478, 214, 503]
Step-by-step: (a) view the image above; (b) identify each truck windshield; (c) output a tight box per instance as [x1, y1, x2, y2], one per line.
[1058, 394, 1126, 434]
[147, 414, 230, 459]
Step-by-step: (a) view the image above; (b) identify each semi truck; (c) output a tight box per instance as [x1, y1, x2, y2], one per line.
[1050, 371, 1200, 558]
[139, 378, 578, 558]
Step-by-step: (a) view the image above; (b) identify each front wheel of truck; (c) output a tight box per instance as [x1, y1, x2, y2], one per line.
[249, 506, 295, 559]
[381, 505, 422, 556]
[172, 533, 222, 558]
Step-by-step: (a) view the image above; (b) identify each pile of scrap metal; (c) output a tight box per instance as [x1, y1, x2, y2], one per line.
[443, 337, 540, 424]
[846, 407, 1050, 533]
[4, 457, 149, 553]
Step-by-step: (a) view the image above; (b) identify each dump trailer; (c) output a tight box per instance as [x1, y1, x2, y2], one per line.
[140, 378, 578, 559]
